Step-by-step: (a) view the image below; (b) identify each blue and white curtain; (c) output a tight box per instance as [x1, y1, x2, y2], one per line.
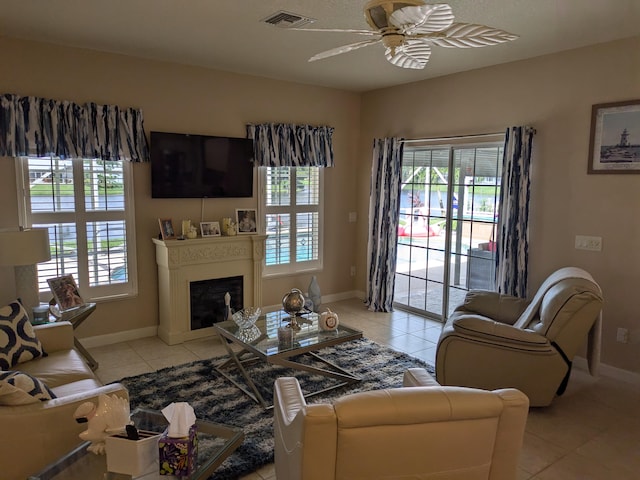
[496, 126, 535, 297]
[366, 137, 403, 312]
[0, 94, 148, 161]
[246, 123, 334, 167]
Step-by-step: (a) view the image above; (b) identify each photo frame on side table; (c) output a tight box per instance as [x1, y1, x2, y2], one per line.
[588, 99, 640, 174]
[200, 221, 221, 237]
[158, 218, 176, 240]
[236, 209, 258, 234]
[48, 274, 85, 312]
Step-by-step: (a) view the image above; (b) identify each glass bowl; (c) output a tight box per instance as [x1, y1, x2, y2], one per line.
[232, 307, 261, 329]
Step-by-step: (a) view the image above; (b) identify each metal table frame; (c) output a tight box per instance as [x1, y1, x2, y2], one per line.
[213, 313, 363, 409]
[54, 302, 100, 370]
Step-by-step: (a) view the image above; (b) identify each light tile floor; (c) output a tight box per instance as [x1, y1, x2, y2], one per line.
[89, 298, 640, 480]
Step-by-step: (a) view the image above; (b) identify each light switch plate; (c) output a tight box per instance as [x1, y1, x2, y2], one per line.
[575, 235, 602, 251]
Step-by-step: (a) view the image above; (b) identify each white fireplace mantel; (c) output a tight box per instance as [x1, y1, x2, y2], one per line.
[152, 234, 266, 345]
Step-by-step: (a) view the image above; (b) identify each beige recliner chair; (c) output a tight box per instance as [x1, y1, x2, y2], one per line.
[0, 321, 128, 479]
[436, 266, 603, 407]
[274, 369, 529, 480]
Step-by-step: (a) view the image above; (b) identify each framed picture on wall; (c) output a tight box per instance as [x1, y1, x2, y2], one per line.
[200, 221, 221, 237]
[588, 99, 640, 174]
[236, 209, 258, 234]
[158, 218, 176, 240]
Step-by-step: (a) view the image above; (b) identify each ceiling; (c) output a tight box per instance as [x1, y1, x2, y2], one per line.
[1, 0, 639, 92]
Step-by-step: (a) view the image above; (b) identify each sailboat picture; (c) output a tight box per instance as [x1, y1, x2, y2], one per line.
[589, 99, 640, 174]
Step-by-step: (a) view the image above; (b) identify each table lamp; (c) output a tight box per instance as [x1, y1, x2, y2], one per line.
[0, 228, 51, 319]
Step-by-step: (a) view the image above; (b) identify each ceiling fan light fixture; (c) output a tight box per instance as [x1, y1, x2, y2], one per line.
[381, 33, 405, 50]
[364, 0, 425, 30]
[294, 1, 518, 70]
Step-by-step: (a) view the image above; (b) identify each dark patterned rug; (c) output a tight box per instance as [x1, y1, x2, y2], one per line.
[119, 337, 433, 479]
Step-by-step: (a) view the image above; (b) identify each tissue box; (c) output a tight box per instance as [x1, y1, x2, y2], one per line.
[159, 424, 198, 477]
[105, 431, 161, 477]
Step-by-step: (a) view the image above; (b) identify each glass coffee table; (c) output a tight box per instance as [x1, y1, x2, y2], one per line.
[213, 310, 363, 409]
[29, 408, 244, 480]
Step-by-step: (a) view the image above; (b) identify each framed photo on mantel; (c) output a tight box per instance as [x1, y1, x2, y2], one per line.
[158, 218, 176, 240]
[200, 221, 221, 237]
[236, 209, 257, 234]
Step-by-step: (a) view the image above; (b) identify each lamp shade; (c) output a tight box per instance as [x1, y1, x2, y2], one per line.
[0, 229, 51, 266]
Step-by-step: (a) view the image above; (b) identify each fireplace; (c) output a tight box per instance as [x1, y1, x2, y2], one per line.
[190, 275, 243, 330]
[153, 234, 266, 344]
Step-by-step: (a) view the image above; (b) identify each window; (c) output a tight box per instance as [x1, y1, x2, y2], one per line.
[260, 166, 323, 275]
[16, 157, 137, 302]
[395, 141, 503, 320]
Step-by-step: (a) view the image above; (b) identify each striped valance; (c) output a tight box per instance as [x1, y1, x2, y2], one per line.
[0, 94, 149, 162]
[246, 123, 334, 167]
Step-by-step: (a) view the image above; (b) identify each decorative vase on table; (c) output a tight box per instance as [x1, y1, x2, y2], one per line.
[308, 276, 321, 313]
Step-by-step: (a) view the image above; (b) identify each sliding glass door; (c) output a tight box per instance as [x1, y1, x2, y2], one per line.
[394, 142, 503, 321]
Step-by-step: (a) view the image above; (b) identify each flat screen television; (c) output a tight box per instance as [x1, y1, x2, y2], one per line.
[150, 131, 255, 198]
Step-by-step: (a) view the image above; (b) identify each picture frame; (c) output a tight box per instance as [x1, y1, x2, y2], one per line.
[47, 274, 85, 312]
[158, 218, 176, 240]
[200, 221, 221, 237]
[588, 99, 640, 174]
[236, 209, 258, 234]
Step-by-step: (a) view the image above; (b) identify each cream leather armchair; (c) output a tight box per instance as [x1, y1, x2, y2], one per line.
[274, 369, 529, 480]
[436, 267, 603, 407]
[0, 322, 128, 479]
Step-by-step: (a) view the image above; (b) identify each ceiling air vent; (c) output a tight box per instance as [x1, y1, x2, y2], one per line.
[262, 10, 315, 28]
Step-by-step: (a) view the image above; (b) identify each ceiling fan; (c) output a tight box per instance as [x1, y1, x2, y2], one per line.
[295, 0, 518, 70]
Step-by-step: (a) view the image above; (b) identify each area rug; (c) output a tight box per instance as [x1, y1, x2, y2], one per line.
[119, 338, 434, 479]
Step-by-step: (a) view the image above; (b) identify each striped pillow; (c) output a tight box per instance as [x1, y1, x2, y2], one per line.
[0, 370, 56, 405]
[0, 300, 46, 370]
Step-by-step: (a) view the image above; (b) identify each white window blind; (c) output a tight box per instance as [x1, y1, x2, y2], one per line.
[261, 166, 323, 276]
[17, 157, 137, 302]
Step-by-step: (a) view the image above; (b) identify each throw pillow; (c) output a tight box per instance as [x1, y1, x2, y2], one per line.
[0, 300, 46, 370]
[0, 370, 56, 405]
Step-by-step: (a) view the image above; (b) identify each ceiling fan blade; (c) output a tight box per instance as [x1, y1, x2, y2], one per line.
[389, 3, 455, 35]
[429, 23, 519, 48]
[290, 27, 378, 36]
[309, 38, 382, 62]
[385, 39, 432, 69]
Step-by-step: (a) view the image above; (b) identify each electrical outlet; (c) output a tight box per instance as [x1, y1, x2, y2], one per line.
[616, 327, 629, 343]
[575, 235, 602, 251]
[350, 266, 356, 277]
[348, 212, 357, 223]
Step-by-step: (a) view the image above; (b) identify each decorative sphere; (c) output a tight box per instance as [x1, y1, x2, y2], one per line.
[282, 288, 305, 316]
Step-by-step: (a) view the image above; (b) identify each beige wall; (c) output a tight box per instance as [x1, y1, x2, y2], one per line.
[0, 36, 361, 340]
[1, 34, 639, 374]
[359, 36, 640, 373]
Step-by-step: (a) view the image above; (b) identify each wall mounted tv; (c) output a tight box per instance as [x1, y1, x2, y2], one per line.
[150, 131, 255, 198]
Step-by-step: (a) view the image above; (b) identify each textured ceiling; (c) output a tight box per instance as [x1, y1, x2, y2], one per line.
[0, 0, 639, 92]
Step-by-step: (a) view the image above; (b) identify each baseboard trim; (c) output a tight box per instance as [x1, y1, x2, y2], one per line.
[80, 326, 158, 348]
[573, 356, 640, 385]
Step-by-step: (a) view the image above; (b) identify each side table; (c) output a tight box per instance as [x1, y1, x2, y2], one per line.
[28, 408, 245, 480]
[55, 302, 100, 371]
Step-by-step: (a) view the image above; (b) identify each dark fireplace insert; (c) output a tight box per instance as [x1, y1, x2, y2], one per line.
[190, 275, 243, 330]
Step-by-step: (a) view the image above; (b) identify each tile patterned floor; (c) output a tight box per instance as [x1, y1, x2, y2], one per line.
[90, 298, 640, 480]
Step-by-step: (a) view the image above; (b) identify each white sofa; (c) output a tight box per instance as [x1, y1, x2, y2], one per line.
[274, 368, 529, 480]
[0, 321, 128, 480]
